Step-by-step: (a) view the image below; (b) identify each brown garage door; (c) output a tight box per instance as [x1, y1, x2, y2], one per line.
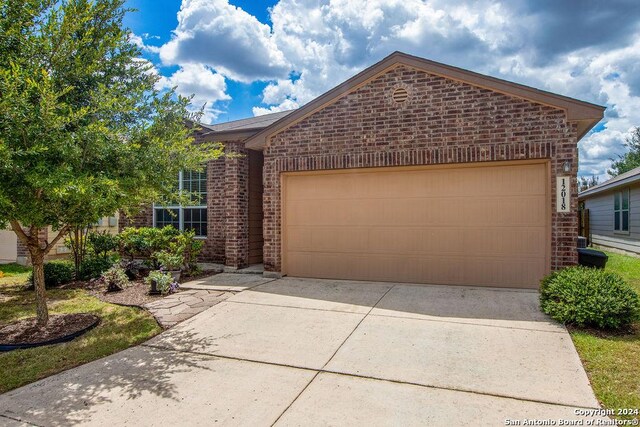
[282, 161, 550, 288]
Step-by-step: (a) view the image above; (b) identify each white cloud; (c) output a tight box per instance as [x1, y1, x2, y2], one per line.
[252, 99, 299, 116]
[129, 33, 161, 54]
[158, 64, 231, 122]
[159, 0, 289, 82]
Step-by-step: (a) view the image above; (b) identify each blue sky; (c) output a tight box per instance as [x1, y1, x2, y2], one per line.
[124, 0, 279, 122]
[123, 0, 640, 180]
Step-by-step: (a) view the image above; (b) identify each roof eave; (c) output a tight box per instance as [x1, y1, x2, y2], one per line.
[579, 174, 640, 199]
[201, 128, 263, 142]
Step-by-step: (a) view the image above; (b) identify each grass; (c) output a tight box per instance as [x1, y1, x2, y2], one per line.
[569, 251, 640, 417]
[0, 264, 162, 394]
[0, 263, 31, 286]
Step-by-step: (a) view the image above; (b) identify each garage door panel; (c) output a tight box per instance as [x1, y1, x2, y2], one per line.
[464, 228, 546, 257]
[287, 252, 370, 281]
[283, 162, 549, 288]
[463, 197, 546, 227]
[463, 258, 546, 287]
[312, 227, 369, 252]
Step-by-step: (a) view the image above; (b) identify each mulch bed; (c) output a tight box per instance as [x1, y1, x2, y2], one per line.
[85, 279, 165, 308]
[0, 313, 99, 348]
[84, 269, 219, 308]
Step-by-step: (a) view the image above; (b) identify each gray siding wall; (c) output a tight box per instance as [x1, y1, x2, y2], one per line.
[583, 182, 640, 253]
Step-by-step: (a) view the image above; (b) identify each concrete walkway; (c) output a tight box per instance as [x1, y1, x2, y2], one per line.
[144, 273, 276, 328]
[143, 289, 232, 328]
[0, 278, 604, 426]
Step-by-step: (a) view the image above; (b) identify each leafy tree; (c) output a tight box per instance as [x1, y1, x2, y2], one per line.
[579, 175, 599, 192]
[0, 0, 222, 326]
[609, 127, 640, 176]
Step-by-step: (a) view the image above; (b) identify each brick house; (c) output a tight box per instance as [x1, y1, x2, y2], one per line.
[125, 52, 604, 289]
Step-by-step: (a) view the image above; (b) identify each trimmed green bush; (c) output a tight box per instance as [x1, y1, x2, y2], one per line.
[118, 226, 180, 266]
[29, 261, 75, 288]
[540, 266, 640, 329]
[87, 231, 119, 259]
[118, 227, 202, 271]
[79, 256, 115, 280]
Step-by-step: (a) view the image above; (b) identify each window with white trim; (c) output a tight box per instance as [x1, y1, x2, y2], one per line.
[613, 188, 629, 232]
[154, 169, 207, 237]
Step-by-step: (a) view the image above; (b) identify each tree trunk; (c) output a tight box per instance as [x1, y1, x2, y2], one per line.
[10, 221, 69, 328]
[29, 247, 49, 327]
[31, 253, 48, 326]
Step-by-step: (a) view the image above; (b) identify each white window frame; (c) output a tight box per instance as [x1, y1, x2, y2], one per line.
[613, 188, 630, 234]
[153, 170, 207, 238]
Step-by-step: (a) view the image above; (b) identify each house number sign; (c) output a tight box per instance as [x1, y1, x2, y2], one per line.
[556, 176, 570, 213]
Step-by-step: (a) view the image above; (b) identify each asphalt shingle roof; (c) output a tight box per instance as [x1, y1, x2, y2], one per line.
[200, 110, 296, 133]
[579, 165, 640, 197]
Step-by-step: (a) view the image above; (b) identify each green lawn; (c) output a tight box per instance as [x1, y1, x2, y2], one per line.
[0, 263, 31, 286]
[0, 263, 161, 394]
[570, 251, 640, 416]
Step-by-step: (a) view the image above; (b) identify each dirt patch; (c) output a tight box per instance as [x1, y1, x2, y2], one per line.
[84, 269, 218, 307]
[0, 313, 99, 346]
[568, 323, 639, 338]
[86, 280, 165, 307]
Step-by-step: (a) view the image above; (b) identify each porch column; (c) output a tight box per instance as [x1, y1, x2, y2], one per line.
[224, 141, 249, 268]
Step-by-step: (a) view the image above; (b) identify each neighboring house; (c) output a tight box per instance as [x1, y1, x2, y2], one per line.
[14, 216, 119, 265]
[122, 51, 604, 289]
[579, 166, 640, 255]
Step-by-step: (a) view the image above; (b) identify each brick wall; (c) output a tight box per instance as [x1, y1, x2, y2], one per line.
[263, 64, 579, 273]
[224, 141, 250, 268]
[202, 157, 226, 263]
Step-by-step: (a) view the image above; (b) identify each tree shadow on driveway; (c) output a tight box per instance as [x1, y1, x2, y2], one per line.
[0, 330, 219, 426]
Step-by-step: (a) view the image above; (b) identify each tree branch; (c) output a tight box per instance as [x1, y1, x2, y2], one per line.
[44, 225, 71, 254]
[9, 220, 31, 247]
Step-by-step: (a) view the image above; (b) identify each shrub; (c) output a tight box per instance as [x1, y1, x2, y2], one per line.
[169, 229, 202, 272]
[118, 226, 180, 266]
[145, 270, 179, 295]
[101, 265, 129, 292]
[29, 261, 75, 288]
[119, 227, 201, 271]
[79, 256, 115, 280]
[87, 231, 119, 259]
[154, 250, 183, 271]
[540, 266, 640, 329]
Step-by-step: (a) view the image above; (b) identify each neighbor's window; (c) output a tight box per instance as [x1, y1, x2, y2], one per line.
[154, 169, 207, 237]
[613, 188, 629, 232]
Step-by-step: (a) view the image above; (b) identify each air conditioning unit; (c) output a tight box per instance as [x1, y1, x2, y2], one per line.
[577, 236, 587, 249]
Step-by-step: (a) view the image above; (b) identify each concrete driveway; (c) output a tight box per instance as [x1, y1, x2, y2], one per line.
[0, 277, 603, 426]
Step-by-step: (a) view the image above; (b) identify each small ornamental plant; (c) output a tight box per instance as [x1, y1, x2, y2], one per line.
[145, 270, 179, 295]
[101, 266, 130, 293]
[154, 251, 183, 271]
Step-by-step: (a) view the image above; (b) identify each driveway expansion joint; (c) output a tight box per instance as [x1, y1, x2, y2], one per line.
[269, 284, 396, 425]
[368, 312, 568, 334]
[224, 298, 373, 315]
[140, 342, 601, 411]
[0, 413, 41, 427]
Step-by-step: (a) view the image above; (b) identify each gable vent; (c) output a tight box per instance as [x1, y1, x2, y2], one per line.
[392, 87, 409, 103]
